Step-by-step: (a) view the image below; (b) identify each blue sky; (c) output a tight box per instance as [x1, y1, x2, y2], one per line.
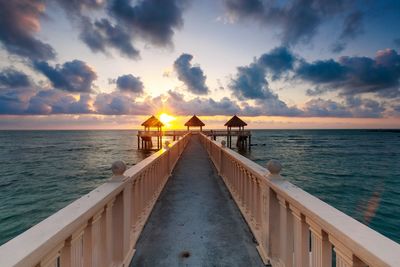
[0, 0, 399, 129]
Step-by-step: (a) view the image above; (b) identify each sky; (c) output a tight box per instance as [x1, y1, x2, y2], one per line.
[0, 0, 400, 129]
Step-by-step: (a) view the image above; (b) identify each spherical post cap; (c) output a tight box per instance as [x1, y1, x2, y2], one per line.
[112, 161, 126, 176]
[164, 141, 170, 149]
[221, 140, 226, 147]
[267, 159, 282, 175]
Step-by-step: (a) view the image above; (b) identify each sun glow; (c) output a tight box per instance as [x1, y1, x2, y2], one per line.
[159, 113, 176, 128]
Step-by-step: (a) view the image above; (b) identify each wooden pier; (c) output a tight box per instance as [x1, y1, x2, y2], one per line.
[1, 134, 400, 267]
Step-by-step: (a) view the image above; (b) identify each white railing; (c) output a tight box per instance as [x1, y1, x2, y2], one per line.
[0, 133, 191, 267]
[199, 133, 400, 267]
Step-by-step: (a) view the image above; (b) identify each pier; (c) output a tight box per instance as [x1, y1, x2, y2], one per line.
[138, 115, 252, 150]
[1, 133, 400, 266]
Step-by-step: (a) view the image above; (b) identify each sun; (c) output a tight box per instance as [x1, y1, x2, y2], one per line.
[159, 113, 176, 128]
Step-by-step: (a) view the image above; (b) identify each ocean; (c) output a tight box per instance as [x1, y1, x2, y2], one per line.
[0, 130, 399, 245]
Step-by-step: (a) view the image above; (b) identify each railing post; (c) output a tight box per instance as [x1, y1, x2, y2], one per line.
[291, 206, 309, 267]
[218, 140, 226, 175]
[60, 237, 72, 267]
[83, 219, 93, 267]
[265, 160, 283, 262]
[91, 210, 104, 267]
[122, 182, 133, 263]
[112, 193, 124, 264]
[330, 236, 368, 267]
[105, 199, 115, 266]
[307, 218, 332, 267]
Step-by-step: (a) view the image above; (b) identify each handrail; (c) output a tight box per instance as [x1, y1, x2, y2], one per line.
[0, 133, 191, 267]
[199, 133, 400, 267]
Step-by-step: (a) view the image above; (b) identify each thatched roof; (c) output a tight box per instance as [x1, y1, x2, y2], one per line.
[141, 115, 164, 127]
[184, 115, 205, 127]
[224, 115, 247, 127]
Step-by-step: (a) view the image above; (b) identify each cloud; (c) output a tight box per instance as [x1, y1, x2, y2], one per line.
[116, 74, 144, 94]
[223, 0, 348, 46]
[79, 18, 140, 58]
[0, 69, 31, 88]
[258, 46, 297, 79]
[26, 90, 93, 115]
[0, 85, 93, 115]
[33, 60, 97, 93]
[303, 97, 385, 118]
[0, 0, 56, 60]
[93, 91, 151, 115]
[173, 53, 209, 95]
[108, 0, 186, 46]
[297, 59, 348, 84]
[300, 49, 400, 98]
[331, 11, 364, 53]
[165, 90, 240, 115]
[230, 46, 297, 100]
[229, 62, 271, 100]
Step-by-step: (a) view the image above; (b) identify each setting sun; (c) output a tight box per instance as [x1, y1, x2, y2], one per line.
[159, 113, 176, 128]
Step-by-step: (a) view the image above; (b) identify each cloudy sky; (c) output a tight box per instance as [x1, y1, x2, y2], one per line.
[0, 0, 399, 129]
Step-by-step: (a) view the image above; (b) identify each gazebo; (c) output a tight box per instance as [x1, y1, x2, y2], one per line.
[141, 115, 164, 131]
[224, 115, 247, 131]
[138, 115, 164, 149]
[184, 115, 205, 131]
[224, 115, 249, 149]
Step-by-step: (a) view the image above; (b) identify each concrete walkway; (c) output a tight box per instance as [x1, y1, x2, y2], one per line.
[130, 135, 264, 267]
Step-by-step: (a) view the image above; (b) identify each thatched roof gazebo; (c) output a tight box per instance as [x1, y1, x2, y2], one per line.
[141, 115, 164, 131]
[224, 115, 247, 131]
[184, 115, 205, 131]
[139, 115, 164, 150]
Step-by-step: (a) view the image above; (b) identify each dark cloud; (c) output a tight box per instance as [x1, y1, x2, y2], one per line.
[0, 69, 31, 88]
[340, 11, 364, 40]
[303, 98, 352, 117]
[173, 53, 209, 95]
[26, 90, 93, 115]
[258, 46, 296, 79]
[33, 60, 97, 93]
[116, 74, 144, 93]
[108, 0, 186, 46]
[297, 59, 348, 84]
[331, 11, 364, 53]
[94, 92, 151, 115]
[229, 47, 296, 102]
[300, 49, 400, 98]
[223, 0, 348, 46]
[303, 97, 385, 118]
[0, 84, 93, 115]
[0, 0, 56, 60]
[229, 63, 271, 100]
[79, 18, 140, 58]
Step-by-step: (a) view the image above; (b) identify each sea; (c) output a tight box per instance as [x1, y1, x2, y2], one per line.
[0, 130, 399, 246]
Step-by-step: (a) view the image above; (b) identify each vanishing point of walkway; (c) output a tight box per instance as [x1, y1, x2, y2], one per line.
[130, 135, 264, 267]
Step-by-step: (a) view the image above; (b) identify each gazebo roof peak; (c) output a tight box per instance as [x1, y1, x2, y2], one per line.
[224, 115, 247, 127]
[141, 115, 164, 127]
[184, 115, 205, 127]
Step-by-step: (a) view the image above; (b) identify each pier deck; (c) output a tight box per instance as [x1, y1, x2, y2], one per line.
[130, 135, 264, 266]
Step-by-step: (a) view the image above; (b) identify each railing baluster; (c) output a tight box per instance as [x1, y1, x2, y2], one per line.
[112, 193, 123, 264]
[291, 206, 309, 267]
[307, 218, 332, 267]
[330, 236, 368, 267]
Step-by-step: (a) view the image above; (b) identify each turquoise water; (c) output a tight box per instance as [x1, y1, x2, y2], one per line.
[0, 130, 399, 245]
